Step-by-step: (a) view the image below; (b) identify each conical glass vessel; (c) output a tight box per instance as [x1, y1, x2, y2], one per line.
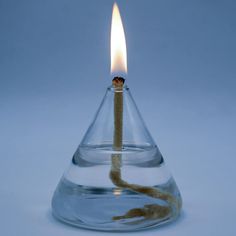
[51, 84, 182, 231]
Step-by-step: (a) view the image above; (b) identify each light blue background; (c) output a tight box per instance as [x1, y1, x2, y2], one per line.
[0, 0, 236, 235]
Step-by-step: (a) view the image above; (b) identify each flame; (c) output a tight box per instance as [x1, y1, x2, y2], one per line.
[110, 3, 127, 74]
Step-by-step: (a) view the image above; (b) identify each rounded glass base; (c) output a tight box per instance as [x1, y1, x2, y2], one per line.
[51, 177, 181, 232]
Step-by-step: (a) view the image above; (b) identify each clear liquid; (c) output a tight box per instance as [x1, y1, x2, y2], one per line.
[51, 145, 182, 231]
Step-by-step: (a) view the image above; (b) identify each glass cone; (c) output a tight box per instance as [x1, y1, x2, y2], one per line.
[51, 85, 182, 231]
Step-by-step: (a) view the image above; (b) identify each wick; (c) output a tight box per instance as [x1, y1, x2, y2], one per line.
[109, 77, 180, 221]
[112, 77, 125, 88]
[112, 77, 125, 151]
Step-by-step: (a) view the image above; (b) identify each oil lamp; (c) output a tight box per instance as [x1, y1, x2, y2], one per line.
[51, 3, 182, 231]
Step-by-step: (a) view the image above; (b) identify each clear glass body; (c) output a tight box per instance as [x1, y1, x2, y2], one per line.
[51, 85, 182, 231]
